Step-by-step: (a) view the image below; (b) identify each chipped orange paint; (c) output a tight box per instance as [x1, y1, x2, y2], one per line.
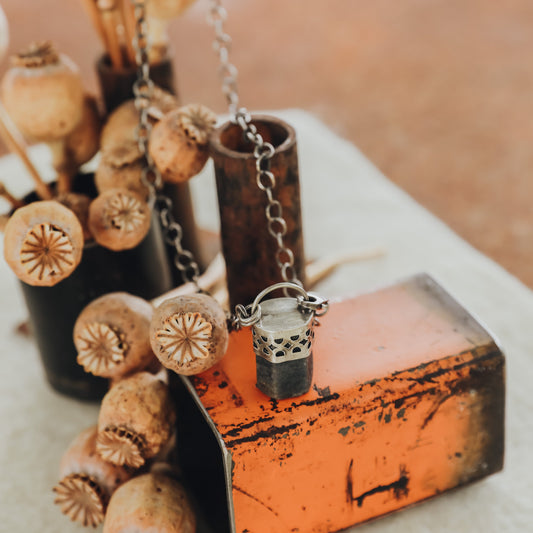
[186, 274, 505, 533]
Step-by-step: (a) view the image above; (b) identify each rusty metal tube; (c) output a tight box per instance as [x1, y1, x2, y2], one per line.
[209, 115, 306, 308]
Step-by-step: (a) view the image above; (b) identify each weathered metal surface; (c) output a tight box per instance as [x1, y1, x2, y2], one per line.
[209, 116, 307, 308]
[175, 273, 505, 533]
[252, 295, 315, 399]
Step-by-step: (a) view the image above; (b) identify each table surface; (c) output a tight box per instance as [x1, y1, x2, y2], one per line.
[0, 110, 531, 533]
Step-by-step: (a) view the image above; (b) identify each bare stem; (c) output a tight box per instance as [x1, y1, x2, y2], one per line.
[0, 213, 9, 232]
[0, 181, 24, 208]
[49, 140, 74, 194]
[150, 247, 386, 312]
[98, 0, 125, 68]
[306, 247, 386, 287]
[0, 103, 53, 200]
[80, 0, 107, 43]
[151, 253, 226, 308]
[118, 0, 137, 66]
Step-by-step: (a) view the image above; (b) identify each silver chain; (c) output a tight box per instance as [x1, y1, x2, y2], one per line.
[131, 0, 201, 287]
[207, 0, 300, 286]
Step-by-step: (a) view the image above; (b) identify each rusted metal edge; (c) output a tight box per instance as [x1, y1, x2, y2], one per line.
[178, 375, 237, 533]
[415, 272, 507, 356]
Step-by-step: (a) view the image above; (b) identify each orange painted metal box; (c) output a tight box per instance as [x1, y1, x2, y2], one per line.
[171, 274, 505, 533]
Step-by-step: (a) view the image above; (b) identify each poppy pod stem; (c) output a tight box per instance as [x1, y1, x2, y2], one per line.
[118, 0, 137, 65]
[49, 139, 75, 194]
[0, 103, 52, 200]
[0, 182, 24, 209]
[80, 0, 107, 44]
[97, 0, 125, 69]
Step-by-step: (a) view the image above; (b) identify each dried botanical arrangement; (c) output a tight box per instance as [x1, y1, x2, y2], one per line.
[96, 371, 175, 468]
[81, 0, 196, 68]
[103, 471, 196, 533]
[53, 425, 132, 527]
[149, 104, 217, 183]
[150, 292, 229, 375]
[0, 42, 217, 284]
[73, 292, 155, 378]
[3, 201, 84, 286]
[0, 2, 385, 530]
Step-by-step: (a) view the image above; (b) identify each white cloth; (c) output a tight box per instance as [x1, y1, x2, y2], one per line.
[0, 110, 531, 532]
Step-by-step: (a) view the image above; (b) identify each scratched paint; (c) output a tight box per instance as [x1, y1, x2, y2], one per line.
[183, 274, 505, 533]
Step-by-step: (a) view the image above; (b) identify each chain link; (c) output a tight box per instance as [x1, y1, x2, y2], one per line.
[207, 0, 240, 115]
[207, 0, 300, 287]
[131, 0, 201, 287]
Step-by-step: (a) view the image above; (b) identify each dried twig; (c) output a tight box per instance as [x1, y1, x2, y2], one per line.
[151, 253, 226, 308]
[0, 213, 9, 232]
[306, 247, 385, 287]
[0, 182, 24, 209]
[80, 0, 107, 43]
[152, 247, 386, 312]
[97, 0, 124, 68]
[0, 103, 52, 199]
[118, 0, 137, 65]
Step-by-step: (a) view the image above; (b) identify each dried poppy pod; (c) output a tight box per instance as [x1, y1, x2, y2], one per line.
[1, 42, 86, 193]
[88, 188, 151, 251]
[56, 192, 92, 241]
[95, 140, 148, 199]
[60, 94, 102, 172]
[3, 200, 84, 286]
[150, 293, 229, 376]
[103, 472, 195, 533]
[0, 181, 23, 209]
[100, 87, 178, 153]
[1, 42, 84, 142]
[97, 371, 176, 468]
[53, 426, 132, 528]
[74, 292, 155, 379]
[149, 104, 217, 184]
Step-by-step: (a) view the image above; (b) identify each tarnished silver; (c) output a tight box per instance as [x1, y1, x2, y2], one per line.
[252, 299, 315, 364]
[131, 0, 201, 287]
[247, 283, 316, 364]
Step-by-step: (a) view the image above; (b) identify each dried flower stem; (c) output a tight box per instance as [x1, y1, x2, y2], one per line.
[151, 252, 226, 308]
[97, 0, 124, 69]
[118, 0, 137, 66]
[151, 247, 385, 311]
[0, 104, 52, 200]
[306, 247, 386, 287]
[0, 213, 9, 232]
[49, 140, 75, 194]
[0, 182, 24, 209]
[80, 0, 107, 43]
[209, 247, 386, 311]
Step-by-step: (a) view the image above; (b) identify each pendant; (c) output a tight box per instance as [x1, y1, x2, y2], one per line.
[237, 282, 328, 399]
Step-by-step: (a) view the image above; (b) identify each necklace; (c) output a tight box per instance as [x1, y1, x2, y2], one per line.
[132, 0, 329, 399]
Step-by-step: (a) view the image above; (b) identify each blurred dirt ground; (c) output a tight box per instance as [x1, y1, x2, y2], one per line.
[1, 0, 531, 287]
